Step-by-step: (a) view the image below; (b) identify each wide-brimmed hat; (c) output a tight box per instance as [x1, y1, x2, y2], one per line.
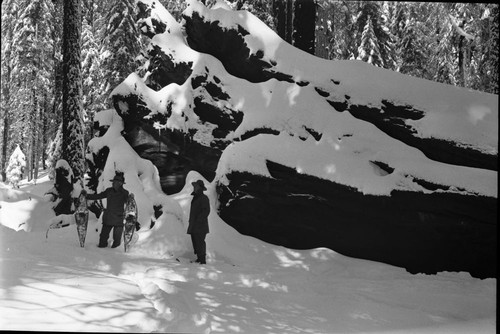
[191, 179, 206, 190]
[110, 174, 125, 183]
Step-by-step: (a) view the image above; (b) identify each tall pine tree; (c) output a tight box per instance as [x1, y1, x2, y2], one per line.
[388, 2, 428, 77]
[357, 15, 383, 67]
[62, 0, 85, 183]
[100, 0, 143, 105]
[423, 3, 457, 86]
[0, 0, 19, 181]
[331, 1, 358, 60]
[81, 15, 105, 137]
[8, 0, 55, 181]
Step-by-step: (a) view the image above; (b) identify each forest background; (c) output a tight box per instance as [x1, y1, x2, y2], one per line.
[1, 0, 498, 187]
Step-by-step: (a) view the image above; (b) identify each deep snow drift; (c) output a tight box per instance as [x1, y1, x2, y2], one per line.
[0, 170, 496, 333]
[0, 107, 497, 332]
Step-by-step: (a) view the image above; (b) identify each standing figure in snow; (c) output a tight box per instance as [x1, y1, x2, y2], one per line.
[188, 180, 210, 264]
[83, 173, 131, 248]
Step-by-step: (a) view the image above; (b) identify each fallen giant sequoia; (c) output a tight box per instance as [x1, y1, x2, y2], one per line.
[100, 0, 497, 278]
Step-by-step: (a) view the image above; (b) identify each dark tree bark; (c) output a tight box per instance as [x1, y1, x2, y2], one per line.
[273, 0, 294, 44]
[285, 0, 293, 44]
[41, 92, 49, 170]
[1, 61, 10, 181]
[1, 113, 8, 182]
[293, 0, 316, 55]
[62, 0, 85, 182]
[272, 0, 286, 40]
[29, 87, 38, 181]
[1, 15, 13, 182]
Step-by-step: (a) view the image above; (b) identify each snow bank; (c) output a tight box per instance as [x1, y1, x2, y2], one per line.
[87, 109, 187, 255]
[0, 176, 496, 333]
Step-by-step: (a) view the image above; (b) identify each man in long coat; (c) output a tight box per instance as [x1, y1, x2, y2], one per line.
[84, 173, 130, 248]
[188, 180, 210, 264]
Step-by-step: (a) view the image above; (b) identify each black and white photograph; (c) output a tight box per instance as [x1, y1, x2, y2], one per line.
[0, 0, 497, 333]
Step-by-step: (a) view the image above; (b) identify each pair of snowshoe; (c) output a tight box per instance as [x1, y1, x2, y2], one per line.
[48, 192, 138, 252]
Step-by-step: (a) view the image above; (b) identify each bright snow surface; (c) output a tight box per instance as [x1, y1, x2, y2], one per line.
[0, 171, 496, 333]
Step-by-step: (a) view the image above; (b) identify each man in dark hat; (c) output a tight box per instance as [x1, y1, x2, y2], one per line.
[188, 180, 210, 264]
[82, 172, 131, 248]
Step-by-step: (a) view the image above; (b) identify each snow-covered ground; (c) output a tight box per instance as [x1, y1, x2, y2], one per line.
[0, 172, 496, 333]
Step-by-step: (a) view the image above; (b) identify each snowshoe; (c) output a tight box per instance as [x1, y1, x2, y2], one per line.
[74, 192, 89, 247]
[123, 194, 138, 252]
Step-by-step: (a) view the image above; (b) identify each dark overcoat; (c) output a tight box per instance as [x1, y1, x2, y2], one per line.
[87, 187, 129, 226]
[187, 193, 210, 234]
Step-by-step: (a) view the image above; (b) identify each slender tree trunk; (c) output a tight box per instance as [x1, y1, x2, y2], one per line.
[458, 34, 464, 87]
[33, 93, 40, 182]
[1, 74, 10, 181]
[31, 88, 38, 181]
[42, 92, 48, 170]
[1, 65, 11, 182]
[286, 0, 294, 44]
[1, 112, 8, 182]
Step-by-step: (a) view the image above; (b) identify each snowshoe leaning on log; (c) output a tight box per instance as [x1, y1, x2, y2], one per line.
[82, 172, 136, 249]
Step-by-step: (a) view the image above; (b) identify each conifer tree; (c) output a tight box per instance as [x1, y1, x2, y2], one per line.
[388, 2, 428, 78]
[49, 0, 64, 144]
[453, 3, 498, 94]
[330, 1, 358, 60]
[81, 15, 105, 137]
[354, 1, 394, 69]
[62, 0, 85, 183]
[8, 0, 55, 181]
[6, 145, 26, 188]
[0, 0, 19, 182]
[357, 15, 383, 67]
[423, 3, 456, 86]
[100, 0, 143, 105]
